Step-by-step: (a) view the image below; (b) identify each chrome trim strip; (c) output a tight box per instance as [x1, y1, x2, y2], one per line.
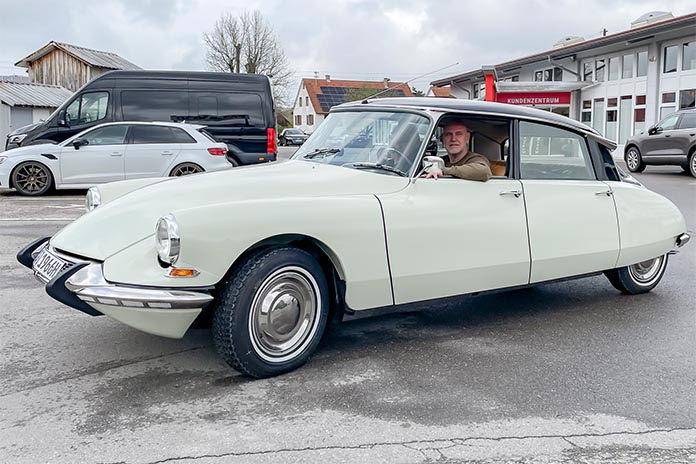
[65, 263, 213, 310]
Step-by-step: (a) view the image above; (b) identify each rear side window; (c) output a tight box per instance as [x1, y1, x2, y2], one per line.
[130, 126, 180, 144]
[678, 112, 696, 129]
[170, 127, 196, 143]
[192, 93, 265, 127]
[519, 121, 596, 180]
[121, 91, 189, 122]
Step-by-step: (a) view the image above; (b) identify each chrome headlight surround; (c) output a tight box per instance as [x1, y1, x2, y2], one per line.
[85, 186, 101, 212]
[156, 214, 180, 265]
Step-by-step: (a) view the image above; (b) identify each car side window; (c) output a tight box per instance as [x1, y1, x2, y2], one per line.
[170, 127, 196, 143]
[677, 112, 696, 129]
[79, 125, 128, 146]
[65, 92, 109, 126]
[130, 126, 178, 144]
[657, 113, 679, 131]
[519, 121, 596, 180]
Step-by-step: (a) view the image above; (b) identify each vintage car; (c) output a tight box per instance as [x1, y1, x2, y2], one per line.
[17, 98, 690, 378]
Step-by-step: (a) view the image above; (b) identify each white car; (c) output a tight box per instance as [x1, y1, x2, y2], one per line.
[0, 121, 231, 195]
[18, 98, 690, 379]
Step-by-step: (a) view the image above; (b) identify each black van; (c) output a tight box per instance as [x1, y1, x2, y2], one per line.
[5, 71, 277, 165]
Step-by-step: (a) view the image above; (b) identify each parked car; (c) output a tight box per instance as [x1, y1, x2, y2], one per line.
[17, 98, 690, 378]
[0, 121, 231, 195]
[278, 128, 308, 146]
[624, 108, 696, 177]
[5, 70, 277, 166]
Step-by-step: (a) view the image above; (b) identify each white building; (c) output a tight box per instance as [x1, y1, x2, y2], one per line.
[430, 11, 696, 149]
[0, 78, 72, 148]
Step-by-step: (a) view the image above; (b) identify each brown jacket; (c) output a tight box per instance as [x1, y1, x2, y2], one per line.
[442, 151, 491, 181]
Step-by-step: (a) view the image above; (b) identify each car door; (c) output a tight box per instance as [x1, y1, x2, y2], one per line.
[642, 112, 681, 157]
[59, 125, 127, 184]
[125, 125, 182, 179]
[674, 112, 696, 158]
[518, 120, 619, 283]
[378, 177, 530, 305]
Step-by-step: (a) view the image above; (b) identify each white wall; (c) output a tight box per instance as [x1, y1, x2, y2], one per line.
[292, 84, 320, 133]
[0, 104, 10, 150]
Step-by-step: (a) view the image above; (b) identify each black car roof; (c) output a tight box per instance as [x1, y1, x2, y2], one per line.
[97, 70, 270, 83]
[336, 97, 607, 142]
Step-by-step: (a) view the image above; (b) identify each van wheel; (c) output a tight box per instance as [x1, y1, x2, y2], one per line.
[604, 254, 668, 294]
[12, 161, 54, 196]
[170, 163, 204, 176]
[624, 147, 645, 173]
[213, 247, 329, 378]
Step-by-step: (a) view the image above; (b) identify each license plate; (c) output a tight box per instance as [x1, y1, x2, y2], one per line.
[33, 247, 67, 283]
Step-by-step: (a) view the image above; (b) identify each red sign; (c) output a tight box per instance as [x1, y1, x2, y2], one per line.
[497, 92, 571, 105]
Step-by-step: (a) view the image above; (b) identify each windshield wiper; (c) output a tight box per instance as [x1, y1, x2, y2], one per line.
[303, 148, 341, 159]
[345, 162, 408, 177]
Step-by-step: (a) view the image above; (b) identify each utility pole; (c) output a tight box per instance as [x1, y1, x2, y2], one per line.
[234, 44, 241, 73]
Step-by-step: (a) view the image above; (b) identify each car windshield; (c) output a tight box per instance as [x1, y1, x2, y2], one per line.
[286, 129, 303, 135]
[292, 110, 431, 176]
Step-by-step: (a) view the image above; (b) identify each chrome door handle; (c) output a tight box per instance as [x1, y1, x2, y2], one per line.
[110, 152, 123, 157]
[595, 190, 613, 196]
[500, 190, 522, 198]
[161, 151, 173, 155]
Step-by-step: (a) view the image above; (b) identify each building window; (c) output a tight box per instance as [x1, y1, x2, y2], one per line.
[608, 57, 620, 80]
[583, 62, 593, 81]
[295, 115, 302, 125]
[553, 67, 563, 81]
[307, 114, 314, 125]
[593, 98, 604, 135]
[511, 75, 519, 82]
[472, 83, 479, 99]
[637, 51, 648, 77]
[306, 96, 309, 106]
[622, 54, 633, 79]
[606, 109, 618, 142]
[299, 97, 302, 107]
[595, 59, 605, 82]
[537, 67, 562, 82]
[663, 45, 678, 73]
[662, 92, 676, 104]
[618, 95, 632, 144]
[634, 95, 646, 134]
[581, 100, 591, 124]
[534, 71, 543, 82]
[683, 41, 696, 71]
[636, 95, 646, 105]
[680, 89, 695, 109]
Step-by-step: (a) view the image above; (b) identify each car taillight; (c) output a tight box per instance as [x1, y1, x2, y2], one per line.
[207, 147, 227, 156]
[267, 128, 277, 154]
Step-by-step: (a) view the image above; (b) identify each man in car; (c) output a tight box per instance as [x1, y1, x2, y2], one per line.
[424, 119, 491, 181]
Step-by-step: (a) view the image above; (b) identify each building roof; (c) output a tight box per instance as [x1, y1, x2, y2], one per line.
[428, 86, 452, 98]
[0, 75, 30, 83]
[299, 78, 414, 114]
[15, 41, 141, 70]
[0, 80, 72, 108]
[431, 11, 696, 86]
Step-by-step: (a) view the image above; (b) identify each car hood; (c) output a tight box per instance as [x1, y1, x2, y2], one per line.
[3, 143, 59, 156]
[51, 160, 411, 260]
[8, 122, 41, 137]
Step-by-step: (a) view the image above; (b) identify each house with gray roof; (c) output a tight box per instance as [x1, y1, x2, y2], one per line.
[14, 41, 141, 92]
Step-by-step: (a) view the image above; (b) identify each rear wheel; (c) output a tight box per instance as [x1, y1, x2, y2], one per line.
[170, 163, 204, 176]
[624, 147, 646, 173]
[213, 247, 330, 378]
[604, 254, 668, 294]
[12, 161, 53, 196]
[688, 151, 696, 178]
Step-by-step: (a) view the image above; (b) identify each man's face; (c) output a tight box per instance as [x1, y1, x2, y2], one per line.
[442, 122, 470, 157]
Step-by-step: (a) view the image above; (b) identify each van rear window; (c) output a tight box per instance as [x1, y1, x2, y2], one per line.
[192, 93, 265, 127]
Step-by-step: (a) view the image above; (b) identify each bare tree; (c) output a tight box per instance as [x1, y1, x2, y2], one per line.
[204, 10, 293, 104]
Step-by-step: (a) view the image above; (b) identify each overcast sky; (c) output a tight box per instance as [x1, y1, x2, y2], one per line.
[1, 0, 693, 103]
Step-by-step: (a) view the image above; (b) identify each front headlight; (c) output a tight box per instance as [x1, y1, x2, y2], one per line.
[9, 134, 27, 145]
[85, 186, 101, 212]
[0, 156, 7, 165]
[156, 214, 180, 265]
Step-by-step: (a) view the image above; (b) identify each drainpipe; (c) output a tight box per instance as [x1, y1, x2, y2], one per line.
[482, 65, 498, 102]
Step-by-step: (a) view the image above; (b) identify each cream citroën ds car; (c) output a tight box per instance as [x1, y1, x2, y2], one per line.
[18, 98, 690, 378]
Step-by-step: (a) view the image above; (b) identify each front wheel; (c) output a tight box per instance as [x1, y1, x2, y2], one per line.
[12, 161, 54, 196]
[624, 147, 646, 173]
[213, 247, 330, 378]
[604, 254, 668, 294]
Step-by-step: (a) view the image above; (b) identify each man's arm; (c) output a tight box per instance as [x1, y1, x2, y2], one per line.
[442, 156, 491, 181]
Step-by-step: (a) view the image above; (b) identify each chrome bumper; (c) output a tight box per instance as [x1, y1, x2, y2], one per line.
[65, 263, 213, 310]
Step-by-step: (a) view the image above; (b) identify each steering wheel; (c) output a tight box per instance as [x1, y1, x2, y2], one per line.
[376, 146, 408, 169]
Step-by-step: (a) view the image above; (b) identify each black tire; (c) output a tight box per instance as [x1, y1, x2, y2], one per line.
[688, 151, 696, 178]
[604, 254, 668, 294]
[169, 162, 204, 176]
[11, 161, 54, 196]
[227, 157, 240, 167]
[213, 247, 330, 378]
[624, 146, 646, 173]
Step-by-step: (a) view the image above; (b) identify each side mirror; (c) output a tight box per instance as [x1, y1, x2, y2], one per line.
[648, 125, 660, 135]
[422, 156, 444, 174]
[72, 139, 88, 149]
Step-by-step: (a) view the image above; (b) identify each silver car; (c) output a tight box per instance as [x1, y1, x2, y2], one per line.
[624, 109, 696, 177]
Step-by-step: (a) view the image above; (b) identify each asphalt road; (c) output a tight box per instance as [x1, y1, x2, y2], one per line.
[0, 159, 694, 464]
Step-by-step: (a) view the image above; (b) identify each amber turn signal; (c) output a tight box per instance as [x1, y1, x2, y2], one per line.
[167, 268, 198, 277]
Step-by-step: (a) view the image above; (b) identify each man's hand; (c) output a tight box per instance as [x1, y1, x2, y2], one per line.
[422, 171, 443, 179]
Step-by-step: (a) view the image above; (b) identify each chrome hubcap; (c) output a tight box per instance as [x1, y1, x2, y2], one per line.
[628, 256, 663, 283]
[15, 164, 48, 192]
[626, 150, 638, 170]
[249, 266, 320, 363]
